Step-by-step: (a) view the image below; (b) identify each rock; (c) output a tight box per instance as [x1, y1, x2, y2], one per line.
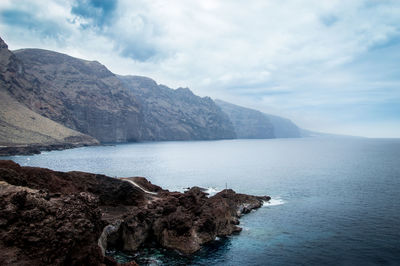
[0, 181, 104, 265]
[12, 48, 146, 143]
[0, 37, 99, 153]
[0, 160, 270, 263]
[216, 99, 301, 138]
[118, 75, 236, 140]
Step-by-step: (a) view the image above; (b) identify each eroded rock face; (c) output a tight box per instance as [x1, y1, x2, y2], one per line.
[216, 99, 301, 139]
[0, 181, 104, 265]
[0, 37, 98, 151]
[0, 160, 270, 264]
[118, 75, 236, 141]
[100, 185, 270, 255]
[12, 49, 146, 143]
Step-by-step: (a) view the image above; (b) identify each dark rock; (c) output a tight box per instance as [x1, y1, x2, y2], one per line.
[0, 160, 270, 263]
[118, 75, 236, 140]
[0, 37, 99, 152]
[0, 181, 104, 265]
[12, 49, 146, 143]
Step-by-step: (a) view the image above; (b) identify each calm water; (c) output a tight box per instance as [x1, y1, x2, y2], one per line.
[3, 138, 400, 265]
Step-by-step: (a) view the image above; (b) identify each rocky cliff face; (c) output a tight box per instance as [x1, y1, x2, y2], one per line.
[12, 48, 236, 142]
[119, 75, 236, 140]
[215, 99, 275, 139]
[0, 160, 270, 264]
[12, 49, 146, 143]
[265, 113, 301, 138]
[0, 37, 98, 152]
[1, 35, 302, 147]
[216, 99, 301, 139]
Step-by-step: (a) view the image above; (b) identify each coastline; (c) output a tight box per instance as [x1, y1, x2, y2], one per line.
[0, 142, 99, 156]
[0, 160, 270, 265]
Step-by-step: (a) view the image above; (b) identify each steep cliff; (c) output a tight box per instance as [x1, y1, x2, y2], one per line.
[0, 37, 98, 152]
[216, 99, 301, 139]
[265, 113, 301, 138]
[2, 35, 302, 145]
[119, 75, 236, 140]
[214, 99, 275, 138]
[12, 48, 236, 142]
[13, 49, 146, 143]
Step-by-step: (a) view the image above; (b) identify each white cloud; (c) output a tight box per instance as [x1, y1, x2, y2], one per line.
[1, 0, 400, 137]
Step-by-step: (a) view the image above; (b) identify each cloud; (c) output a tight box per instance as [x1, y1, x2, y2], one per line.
[69, 0, 163, 61]
[0, 2, 69, 41]
[71, 0, 117, 28]
[0, 0, 400, 137]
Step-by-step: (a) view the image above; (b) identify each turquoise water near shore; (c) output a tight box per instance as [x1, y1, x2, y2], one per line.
[3, 138, 400, 265]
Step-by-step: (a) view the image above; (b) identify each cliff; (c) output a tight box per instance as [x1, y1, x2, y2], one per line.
[214, 99, 275, 138]
[12, 49, 146, 143]
[119, 75, 236, 140]
[1, 35, 304, 150]
[12, 48, 236, 142]
[0, 160, 270, 265]
[266, 114, 301, 138]
[216, 99, 301, 139]
[0, 37, 98, 154]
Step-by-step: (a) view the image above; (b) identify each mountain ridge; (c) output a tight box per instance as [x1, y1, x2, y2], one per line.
[0, 36, 314, 155]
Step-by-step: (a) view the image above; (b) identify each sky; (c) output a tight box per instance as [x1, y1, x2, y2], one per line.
[0, 0, 399, 138]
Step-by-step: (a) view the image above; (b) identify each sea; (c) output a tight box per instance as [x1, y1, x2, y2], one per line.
[2, 138, 400, 265]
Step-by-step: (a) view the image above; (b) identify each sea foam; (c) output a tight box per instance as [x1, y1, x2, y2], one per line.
[263, 197, 285, 207]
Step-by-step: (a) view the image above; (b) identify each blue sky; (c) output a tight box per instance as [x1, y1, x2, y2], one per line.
[0, 0, 399, 137]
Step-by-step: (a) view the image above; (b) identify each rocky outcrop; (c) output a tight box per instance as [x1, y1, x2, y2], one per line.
[0, 37, 98, 153]
[12, 49, 146, 143]
[0, 160, 270, 264]
[216, 99, 301, 138]
[119, 75, 236, 140]
[0, 181, 104, 265]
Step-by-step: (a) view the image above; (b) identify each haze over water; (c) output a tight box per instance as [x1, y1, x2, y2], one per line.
[4, 138, 400, 265]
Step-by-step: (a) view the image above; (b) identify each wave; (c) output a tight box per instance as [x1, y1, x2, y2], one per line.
[180, 187, 222, 197]
[263, 197, 285, 207]
[204, 187, 222, 197]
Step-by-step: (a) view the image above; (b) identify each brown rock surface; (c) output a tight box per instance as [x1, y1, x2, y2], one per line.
[0, 160, 270, 264]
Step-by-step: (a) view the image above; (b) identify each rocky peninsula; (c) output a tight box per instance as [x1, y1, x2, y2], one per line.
[0, 160, 270, 265]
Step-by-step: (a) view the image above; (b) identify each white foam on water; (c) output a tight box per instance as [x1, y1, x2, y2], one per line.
[204, 187, 222, 197]
[263, 197, 285, 207]
[180, 187, 222, 197]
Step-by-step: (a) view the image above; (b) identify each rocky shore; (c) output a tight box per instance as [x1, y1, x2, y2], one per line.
[0, 160, 270, 265]
[0, 142, 99, 156]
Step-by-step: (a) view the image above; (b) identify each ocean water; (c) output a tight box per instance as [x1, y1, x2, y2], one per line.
[3, 138, 400, 265]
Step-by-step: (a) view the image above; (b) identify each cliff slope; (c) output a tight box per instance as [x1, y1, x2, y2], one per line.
[119, 75, 236, 140]
[216, 99, 301, 138]
[214, 99, 275, 138]
[12, 48, 146, 143]
[0, 37, 98, 153]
